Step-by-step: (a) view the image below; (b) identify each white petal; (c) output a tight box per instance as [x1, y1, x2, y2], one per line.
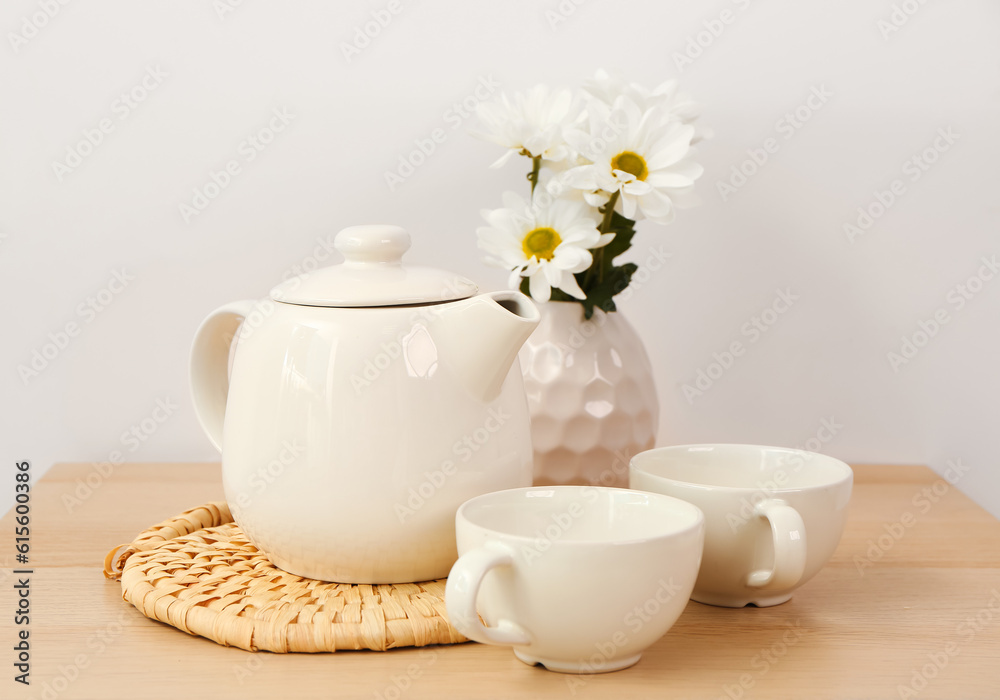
[613, 97, 643, 128]
[623, 180, 652, 196]
[637, 190, 675, 225]
[636, 189, 674, 218]
[557, 271, 586, 300]
[619, 191, 638, 219]
[563, 164, 599, 191]
[660, 157, 704, 181]
[543, 144, 570, 162]
[552, 246, 591, 271]
[692, 124, 713, 143]
[529, 269, 551, 302]
[646, 126, 694, 169]
[475, 236, 510, 259]
[501, 190, 529, 214]
[643, 210, 674, 226]
[559, 226, 600, 246]
[543, 262, 563, 285]
[564, 128, 598, 159]
[476, 227, 518, 246]
[480, 254, 508, 270]
[489, 149, 518, 169]
[648, 78, 679, 101]
[547, 88, 574, 121]
[611, 169, 637, 184]
[645, 171, 696, 189]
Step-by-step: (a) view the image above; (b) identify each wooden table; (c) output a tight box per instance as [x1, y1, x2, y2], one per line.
[2, 463, 998, 699]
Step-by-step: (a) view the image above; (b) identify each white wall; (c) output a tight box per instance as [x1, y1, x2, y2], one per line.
[2, 0, 998, 518]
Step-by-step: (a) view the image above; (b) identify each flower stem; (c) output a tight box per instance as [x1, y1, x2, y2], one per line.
[600, 190, 620, 233]
[586, 190, 620, 286]
[527, 155, 542, 197]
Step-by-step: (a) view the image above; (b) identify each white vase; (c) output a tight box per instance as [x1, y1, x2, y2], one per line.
[519, 301, 660, 488]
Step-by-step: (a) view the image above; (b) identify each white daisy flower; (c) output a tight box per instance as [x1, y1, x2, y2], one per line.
[477, 192, 613, 301]
[582, 69, 711, 143]
[472, 86, 580, 168]
[536, 171, 587, 204]
[563, 96, 703, 225]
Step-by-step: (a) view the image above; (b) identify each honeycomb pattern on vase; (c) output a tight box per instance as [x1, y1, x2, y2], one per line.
[519, 303, 660, 488]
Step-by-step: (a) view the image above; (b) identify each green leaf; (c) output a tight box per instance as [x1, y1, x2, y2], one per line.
[578, 263, 637, 319]
[571, 208, 640, 318]
[599, 211, 637, 264]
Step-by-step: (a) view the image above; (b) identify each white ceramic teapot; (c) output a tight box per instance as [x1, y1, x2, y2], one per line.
[190, 225, 540, 584]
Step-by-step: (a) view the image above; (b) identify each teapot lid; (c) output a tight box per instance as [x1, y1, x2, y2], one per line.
[270, 225, 478, 307]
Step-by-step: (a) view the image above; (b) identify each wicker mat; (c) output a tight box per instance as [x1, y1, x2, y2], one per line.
[103, 501, 468, 653]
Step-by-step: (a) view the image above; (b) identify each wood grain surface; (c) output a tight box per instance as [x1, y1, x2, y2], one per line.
[1, 462, 998, 699]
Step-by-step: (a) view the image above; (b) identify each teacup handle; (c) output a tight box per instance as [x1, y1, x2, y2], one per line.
[445, 542, 532, 646]
[746, 499, 806, 590]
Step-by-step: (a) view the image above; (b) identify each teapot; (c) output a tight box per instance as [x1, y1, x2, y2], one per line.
[190, 225, 539, 583]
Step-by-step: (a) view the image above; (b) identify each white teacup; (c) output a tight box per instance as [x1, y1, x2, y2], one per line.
[445, 486, 704, 673]
[630, 444, 853, 608]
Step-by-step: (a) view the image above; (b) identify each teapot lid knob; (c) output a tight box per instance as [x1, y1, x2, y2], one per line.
[270, 223, 478, 307]
[335, 224, 410, 266]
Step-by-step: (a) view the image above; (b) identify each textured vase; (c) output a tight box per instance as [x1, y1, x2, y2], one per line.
[519, 301, 660, 488]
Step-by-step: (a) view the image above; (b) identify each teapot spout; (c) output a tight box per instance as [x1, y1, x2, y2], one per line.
[435, 291, 540, 403]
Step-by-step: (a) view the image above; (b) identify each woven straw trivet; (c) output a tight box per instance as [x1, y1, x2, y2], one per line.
[103, 501, 468, 653]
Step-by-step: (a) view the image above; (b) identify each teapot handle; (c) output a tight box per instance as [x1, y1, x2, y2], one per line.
[189, 300, 256, 452]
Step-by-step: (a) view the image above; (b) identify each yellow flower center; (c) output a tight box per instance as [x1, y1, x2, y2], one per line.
[611, 150, 649, 181]
[522, 227, 562, 261]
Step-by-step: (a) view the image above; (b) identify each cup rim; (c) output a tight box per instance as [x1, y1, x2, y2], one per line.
[629, 443, 854, 494]
[456, 485, 705, 546]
